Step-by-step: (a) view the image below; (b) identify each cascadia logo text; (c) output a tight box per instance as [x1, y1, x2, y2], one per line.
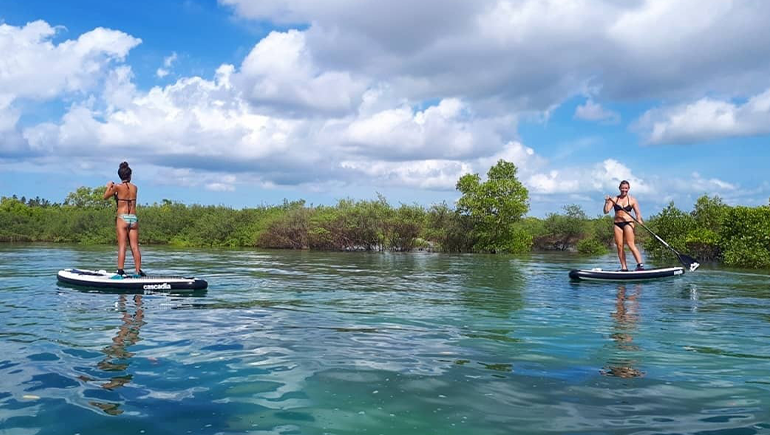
[143, 283, 172, 290]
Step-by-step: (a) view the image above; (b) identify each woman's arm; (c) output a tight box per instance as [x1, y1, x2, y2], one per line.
[103, 181, 116, 199]
[603, 195, 613, 214]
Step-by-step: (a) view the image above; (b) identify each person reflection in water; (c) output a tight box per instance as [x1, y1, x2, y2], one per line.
[85, 294, 145, 415]
[601, 284, 644, 378]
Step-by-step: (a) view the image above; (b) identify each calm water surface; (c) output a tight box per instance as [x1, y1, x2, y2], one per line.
[1, 244, 769, 435]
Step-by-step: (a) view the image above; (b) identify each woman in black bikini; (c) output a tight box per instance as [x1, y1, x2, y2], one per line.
[604, 180, 644, 271]
[102, 162, 144, 277]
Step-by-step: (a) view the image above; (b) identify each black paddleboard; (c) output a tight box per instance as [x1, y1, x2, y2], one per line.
[569, 266, 684, 282]
[57, 268, 208, 292]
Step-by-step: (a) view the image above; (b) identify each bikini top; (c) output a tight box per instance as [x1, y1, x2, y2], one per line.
[114, 181, 136, 207]
[613, 197, 633, 212]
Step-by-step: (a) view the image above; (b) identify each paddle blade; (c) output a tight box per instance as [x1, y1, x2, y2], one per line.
[678, 254, 700, 272]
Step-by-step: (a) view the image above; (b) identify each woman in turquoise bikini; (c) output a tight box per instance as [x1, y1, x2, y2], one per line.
[103, 162, 144, 277]
[604, 180, 644, 272]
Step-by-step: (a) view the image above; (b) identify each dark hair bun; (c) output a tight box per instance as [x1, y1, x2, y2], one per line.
[118, 162, 133, 181]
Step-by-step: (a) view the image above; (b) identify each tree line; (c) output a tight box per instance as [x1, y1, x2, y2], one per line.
[1, 160, 768, 268]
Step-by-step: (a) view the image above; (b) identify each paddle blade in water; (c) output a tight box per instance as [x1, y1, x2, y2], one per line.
[678, 254, 700, 272]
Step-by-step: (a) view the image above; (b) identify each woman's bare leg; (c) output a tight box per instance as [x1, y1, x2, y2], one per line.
[116, 220, 128, 270]
[624, 224, 643, 266]
[613, 224, 627, 270]
[128, 224, 141, 273]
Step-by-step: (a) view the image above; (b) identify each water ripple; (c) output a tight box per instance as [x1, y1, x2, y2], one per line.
[0, 245, 768, 434]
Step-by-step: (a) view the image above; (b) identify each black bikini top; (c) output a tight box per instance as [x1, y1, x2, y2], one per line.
[613, 197, 633, 212]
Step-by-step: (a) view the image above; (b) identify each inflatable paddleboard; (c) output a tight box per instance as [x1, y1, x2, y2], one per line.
[569, 266, 684, 282]
[57, 268, 208, 292]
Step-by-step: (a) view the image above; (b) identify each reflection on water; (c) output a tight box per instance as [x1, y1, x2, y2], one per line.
[79, 294, 145, 415]
[602, 284, 645, 378]
[459, 256, 526, 316]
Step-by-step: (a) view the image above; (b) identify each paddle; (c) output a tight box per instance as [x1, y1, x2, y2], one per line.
[607, 196, 700, 272]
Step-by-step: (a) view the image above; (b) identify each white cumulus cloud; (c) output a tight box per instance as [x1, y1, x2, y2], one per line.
[0, 20, 141, 158]
[0, 21, 141, 102]
[221, 0, 770, 109]
[5, 8, 766, 207]
[636, 88, 770, 144]
[524, 159, 649, 195]
[343, 98, 507, 161]
[235, 30, 368, 115]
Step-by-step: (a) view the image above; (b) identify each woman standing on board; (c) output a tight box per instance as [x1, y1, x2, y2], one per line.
[103, 162, 145, 277]
[604, 180, 644, 271]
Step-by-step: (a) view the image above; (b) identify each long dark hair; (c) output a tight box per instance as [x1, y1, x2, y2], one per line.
[118, 162, 132, 182]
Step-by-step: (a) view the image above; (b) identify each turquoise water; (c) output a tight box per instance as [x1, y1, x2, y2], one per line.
[1, 244, 769, 435]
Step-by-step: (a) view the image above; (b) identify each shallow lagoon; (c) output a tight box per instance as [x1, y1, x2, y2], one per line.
[1, 244, 769, 434]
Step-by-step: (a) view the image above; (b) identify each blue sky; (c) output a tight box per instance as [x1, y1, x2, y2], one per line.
[1, 0, 769, 217]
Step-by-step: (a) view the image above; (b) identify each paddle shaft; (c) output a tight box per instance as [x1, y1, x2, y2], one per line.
[606, 196, 684, 257]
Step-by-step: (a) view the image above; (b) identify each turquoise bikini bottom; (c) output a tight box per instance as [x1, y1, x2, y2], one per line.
[119, 214, 138, 228]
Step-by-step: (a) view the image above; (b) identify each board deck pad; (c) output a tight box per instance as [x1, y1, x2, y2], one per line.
[569, 266, 684, 282]
[57, 268, 208, 292]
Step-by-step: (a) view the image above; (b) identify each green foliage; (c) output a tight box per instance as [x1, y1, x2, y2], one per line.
[456, 159, 529, 253]
[1, 196, 31, 215]
[259, 205, 311, 249]
[510, 217, 542, 253]
[692, 195, 729, 232]
[530, 205, 612, 254]
[64, 186, 113, 209]
[257, 197, 426, 251]
[140, 200, 193, 244]
[537, 204, 587, 250]
[0, 197, 35, 241]
[516, 216, 546, 240]
[305, 198, 392, 251]
[645, 202, 696, 262]
[3, 185, 769, 269]
[423, 202, 475, 252]
[307, 205, 343, 250]
[384, 203, 425, 251]
[504, 225, 534, 253]
[174, 206, 244, 247]
[576, 238, 608, 255]
[587, 215, 615, 248]
[645, 195, 769, 268]
[342, 196, 391, 250]
[684, 228, 721, 262]
[719, 205, 770, 268]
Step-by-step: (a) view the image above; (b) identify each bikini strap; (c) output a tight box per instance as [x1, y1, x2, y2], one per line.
[114, 181, 135, 204]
